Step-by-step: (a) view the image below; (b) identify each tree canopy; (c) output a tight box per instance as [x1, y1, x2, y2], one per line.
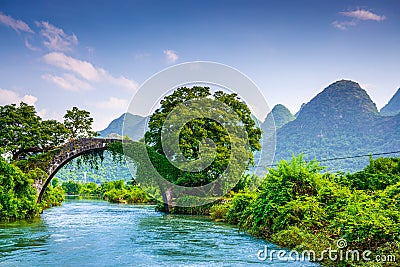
[0, 102, 97, 161]
[144, 86, 262, 187]
[64, 106, 98, 139]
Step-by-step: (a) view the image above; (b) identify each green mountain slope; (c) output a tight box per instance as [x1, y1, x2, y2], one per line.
[263, 104, 295, 130]
[99, 113, 147, 140]
[273, 80, 400, 172]
[381, 88, 400, 116]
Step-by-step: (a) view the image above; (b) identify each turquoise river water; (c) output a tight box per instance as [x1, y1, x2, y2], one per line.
[0, 199, 320, 266]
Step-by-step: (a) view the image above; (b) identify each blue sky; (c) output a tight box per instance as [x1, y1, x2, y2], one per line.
[0, 0, 399, 130]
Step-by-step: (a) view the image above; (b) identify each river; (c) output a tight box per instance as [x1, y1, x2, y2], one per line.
[0, 199, 319, 266]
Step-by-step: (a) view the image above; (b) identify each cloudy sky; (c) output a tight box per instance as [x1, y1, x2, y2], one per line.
[0, 0, 399, 130]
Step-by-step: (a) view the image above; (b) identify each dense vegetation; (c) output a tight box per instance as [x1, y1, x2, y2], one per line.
[263, 80, 400, 173]
[61, 180, 153, 204]
[0, 157, 64, 221]
[208, 155, 400, 266]
[0, 102, 99, 221]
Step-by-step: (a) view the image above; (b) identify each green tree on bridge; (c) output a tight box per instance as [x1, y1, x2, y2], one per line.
[64, 106, 99, 139]
[0, 103, 98, 161]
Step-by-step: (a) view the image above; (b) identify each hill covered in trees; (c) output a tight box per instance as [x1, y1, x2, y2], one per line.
[99, 113, 147, 140]
[273, 80, 400, 172]
[381, 88, 400, 116]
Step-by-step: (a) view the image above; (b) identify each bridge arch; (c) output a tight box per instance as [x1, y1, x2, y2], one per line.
[36, 138, 123, 202]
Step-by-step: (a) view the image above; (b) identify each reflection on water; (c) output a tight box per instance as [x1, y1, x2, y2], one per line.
[0, 199, 319, 266]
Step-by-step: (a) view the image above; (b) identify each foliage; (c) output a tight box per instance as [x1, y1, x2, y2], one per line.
[203, 155, 400, 266]
[250, 154, 323, 231]
[337, 157, 400, 191]
[63, 106, 98, 139]
[40, 185, 65, 209]
[0, 157, 39, 221]
[170, 201, 214, 215]
[61, 180, 153, 204]
[0, 159, 65, 221]
[54, 151, 133, 184]
[62, 180, 82, 195]
[210, 201, 231, 221]
[224, 192, 255, 224]
[0, 102, 69, 161]
[232, 173, 261, 192]
[144, 86, 262, 187]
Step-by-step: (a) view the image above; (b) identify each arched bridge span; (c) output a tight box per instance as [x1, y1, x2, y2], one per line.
[35, 138, 123, 202]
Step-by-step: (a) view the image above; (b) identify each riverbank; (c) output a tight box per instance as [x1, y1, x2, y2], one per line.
[61, 179, 154, 204]
[168, 156, 400, 267]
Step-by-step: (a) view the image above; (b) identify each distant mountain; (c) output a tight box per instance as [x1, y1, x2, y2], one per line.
[381, 88, 400, 116]
[264, 104, 295, 130]
[99, 113, 147, 140]
[294, 103, 305, 117]
[271, 80, 400, 172]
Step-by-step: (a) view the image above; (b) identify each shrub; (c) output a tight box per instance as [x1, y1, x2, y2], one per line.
[0, 158, 39, 221]
[210, 201, 231, 221]
[225, 192, 255, 224]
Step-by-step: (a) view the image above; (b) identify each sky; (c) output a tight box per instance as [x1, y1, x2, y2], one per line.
[0, 0, 399, 130]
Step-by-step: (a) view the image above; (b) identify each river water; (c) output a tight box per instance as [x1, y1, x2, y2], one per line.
[0, 199, 319, 266]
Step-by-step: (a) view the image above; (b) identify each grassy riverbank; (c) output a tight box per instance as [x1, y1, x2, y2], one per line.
[170, 155, 400, 267]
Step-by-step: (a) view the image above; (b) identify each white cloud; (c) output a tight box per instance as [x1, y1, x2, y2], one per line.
[164, 50, 179, 64]
[42, 73, 93, 92]
[341, 9, 386, 21]
[43, 52, 138, 91]
[0, 88, 38, 106]
[0, 12, 34, 33]
[35, 21, 78, 51]
[333, 9, 386, 30]
[332, 20, 356, 30]
[24, 38, 41, 51]
[91, 97, 128, 110]
[43, 52, 99, 81]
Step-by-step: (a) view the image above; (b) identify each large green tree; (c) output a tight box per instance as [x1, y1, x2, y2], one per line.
[0, 102, 69, 160]
[0, 103, 97, 161]
[145, 86, 261, 187]
[63, 107, 98, 139]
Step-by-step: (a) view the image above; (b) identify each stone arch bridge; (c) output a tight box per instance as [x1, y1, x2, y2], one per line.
[35, 138, 124, 202]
